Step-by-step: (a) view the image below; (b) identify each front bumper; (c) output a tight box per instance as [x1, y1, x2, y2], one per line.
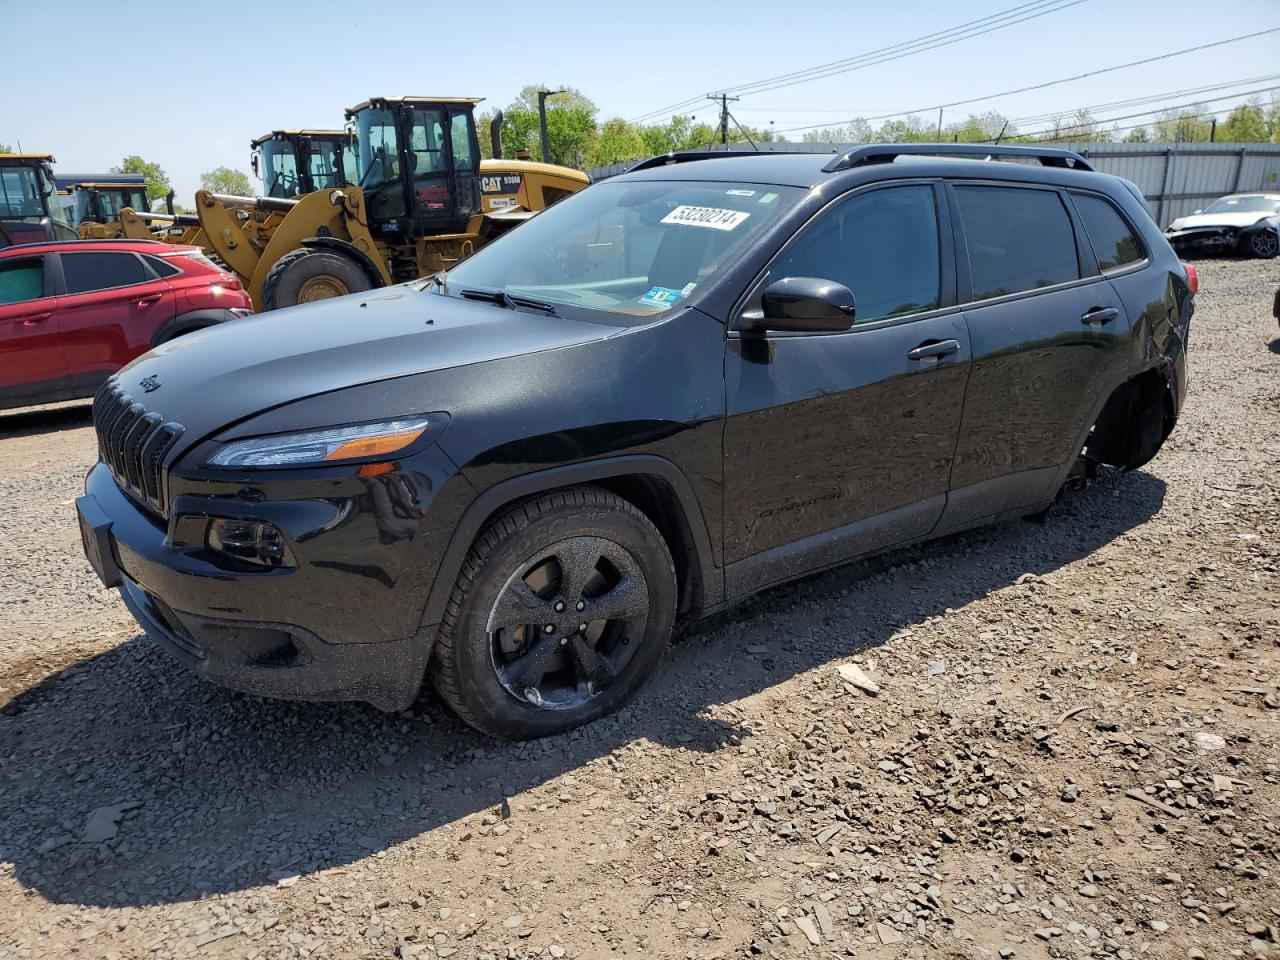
[78, 458, 460, 711]
[1164, 227, 1237, 254]
[116, 573, 431, 710]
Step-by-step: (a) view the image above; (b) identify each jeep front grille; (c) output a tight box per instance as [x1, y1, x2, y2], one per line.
[92, 377, 184, 517]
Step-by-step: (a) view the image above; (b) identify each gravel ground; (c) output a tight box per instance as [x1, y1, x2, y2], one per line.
[0, 258, 1277, 960]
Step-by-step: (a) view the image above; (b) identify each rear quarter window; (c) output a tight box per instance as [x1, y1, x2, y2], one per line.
[956, 185, 1079, 301]
[142, 254, 183, 278]
[1071, 192, 1145, 272]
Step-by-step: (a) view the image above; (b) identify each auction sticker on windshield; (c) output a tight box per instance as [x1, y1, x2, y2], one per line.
[661, 205, 751, 231]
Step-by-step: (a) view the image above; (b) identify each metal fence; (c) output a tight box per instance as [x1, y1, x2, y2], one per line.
[588, 142, 1280, 228]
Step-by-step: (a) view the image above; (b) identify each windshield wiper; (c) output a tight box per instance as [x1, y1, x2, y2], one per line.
[461, 287, 559, 316]
[461, 287, 515, 308]
[507, 294, 559, 315]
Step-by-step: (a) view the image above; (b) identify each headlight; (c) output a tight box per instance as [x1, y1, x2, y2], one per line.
[206, 418, 432, 468]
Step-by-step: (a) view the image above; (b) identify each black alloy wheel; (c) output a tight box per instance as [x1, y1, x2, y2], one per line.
[430, 486, 676, 739]
[1247, 229, 1279, 259]
[487, 536, 648, 709]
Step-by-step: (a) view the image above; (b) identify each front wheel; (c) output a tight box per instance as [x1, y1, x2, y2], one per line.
[1245, 229, 1279, 259]
[430, 486, 676, 740]
[260, 247, 373, 311]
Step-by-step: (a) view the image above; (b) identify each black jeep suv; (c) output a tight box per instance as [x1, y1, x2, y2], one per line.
[77, 144, 1193, 739]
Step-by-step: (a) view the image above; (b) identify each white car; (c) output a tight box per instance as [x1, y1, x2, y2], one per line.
[1165, 193, 1280, 259]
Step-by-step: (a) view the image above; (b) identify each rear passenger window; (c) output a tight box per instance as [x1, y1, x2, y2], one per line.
[142, 255, 182, 278]
[956, 186, 1079, 301]
[62, 252, 149, 294]
[1071, 193, 1144, 271]
[770, 184, 940, 323]
[0, 258, 46, 305]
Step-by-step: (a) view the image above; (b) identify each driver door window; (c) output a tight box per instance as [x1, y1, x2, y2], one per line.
[768, 184, 941, 324]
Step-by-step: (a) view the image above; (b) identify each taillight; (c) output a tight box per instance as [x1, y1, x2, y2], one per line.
[219, 275, 242, 291]
[1182, 262, 1199, 296]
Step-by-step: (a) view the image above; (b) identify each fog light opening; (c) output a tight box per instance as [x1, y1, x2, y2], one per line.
[207, 518, 291, 568]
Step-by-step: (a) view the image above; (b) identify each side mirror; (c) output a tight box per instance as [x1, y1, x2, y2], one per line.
[1193, 208, 1202, 215]
[753, 276, 856, 332]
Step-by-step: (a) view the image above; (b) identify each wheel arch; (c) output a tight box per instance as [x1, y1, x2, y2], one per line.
[1085, 363, 1178, 471]
[149, 308, 241, 348]
[421, 456, 722, 632]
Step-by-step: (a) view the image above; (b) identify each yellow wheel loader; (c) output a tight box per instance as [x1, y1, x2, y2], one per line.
[178, 97, 589, 312]
[0, 154, 77, 247]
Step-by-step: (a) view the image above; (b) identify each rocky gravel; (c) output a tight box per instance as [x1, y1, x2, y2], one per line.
[1, 257, 1277, 960]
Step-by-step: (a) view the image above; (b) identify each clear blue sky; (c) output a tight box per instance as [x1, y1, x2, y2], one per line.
[6, 0, 1278, 199]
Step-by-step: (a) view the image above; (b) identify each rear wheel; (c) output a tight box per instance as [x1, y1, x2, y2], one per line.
[430, 486, 676, 740]
[260, 248, 373, 311]
[1245, 229, 1279, 259]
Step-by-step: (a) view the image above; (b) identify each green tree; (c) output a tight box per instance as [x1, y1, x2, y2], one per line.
[110, 155, 170, 204]
[200, 166, 254, 197]
[1122, 125, 1151, 143]
[1217, 102, 1268, 142]
[0, 142, 13, 154]
[1152, 109, 1213, 142]
[587, 117, 646, 168]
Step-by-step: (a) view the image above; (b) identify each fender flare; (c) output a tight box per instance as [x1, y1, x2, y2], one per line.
[149, 308, 242, 348]
[419, 455, 723, 630]
[299, 236, 386, 290]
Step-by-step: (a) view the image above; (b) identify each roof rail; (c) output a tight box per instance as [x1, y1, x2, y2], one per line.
[627, 150, 795, 173]
[822, 143, 1093, 173]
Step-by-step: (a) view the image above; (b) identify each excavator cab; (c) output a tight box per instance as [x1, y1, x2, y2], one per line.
[0, 154, 76, 247]
[251, 130, 357, 199]
[347, 97, 482, 241]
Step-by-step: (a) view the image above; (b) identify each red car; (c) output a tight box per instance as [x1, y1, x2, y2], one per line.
[0, 239, 252, 412]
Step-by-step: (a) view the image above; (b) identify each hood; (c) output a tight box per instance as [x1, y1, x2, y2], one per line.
[117, 286, 617, 443]
[1168, 211, 1276, 231]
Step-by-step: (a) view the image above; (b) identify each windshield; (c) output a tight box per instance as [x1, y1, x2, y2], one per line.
[355, 108, 400, 190]
[1203, 195, 1280, 215]
[0, 166, 47, 219]
[442, 180, 802, 319]
[259, 139, 301, 198]
[75, 187, 148, 222]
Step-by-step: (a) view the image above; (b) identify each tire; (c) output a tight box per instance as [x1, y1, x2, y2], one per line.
[1245, 229, 1279, 260]
[260, 248, 373, 311]
[430, 486, 676, 740]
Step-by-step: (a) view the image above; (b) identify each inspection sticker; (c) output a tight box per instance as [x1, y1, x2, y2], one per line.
[661, 205, 751, 231]
[639, 286, 686, 310]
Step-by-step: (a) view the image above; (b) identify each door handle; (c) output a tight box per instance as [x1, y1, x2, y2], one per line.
[1080, 306, 1119, 325]
[136, 293, 163, 306]
[16, 312, 51, 326]
[907, 339, 961, 361]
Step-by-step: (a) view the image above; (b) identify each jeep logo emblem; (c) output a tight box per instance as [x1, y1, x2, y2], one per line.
[139, 375, 161, 394]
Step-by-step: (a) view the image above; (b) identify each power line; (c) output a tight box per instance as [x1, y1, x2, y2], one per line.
[626, 0, 1084, 125]
[765, 26, 1280, 136]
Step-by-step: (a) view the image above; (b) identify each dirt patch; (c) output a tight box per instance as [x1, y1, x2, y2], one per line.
[0, 259, 1276, 959]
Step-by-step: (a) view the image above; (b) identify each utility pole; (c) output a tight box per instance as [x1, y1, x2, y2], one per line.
[537, 89, 564, 163]
[707, 93, 740, 146]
